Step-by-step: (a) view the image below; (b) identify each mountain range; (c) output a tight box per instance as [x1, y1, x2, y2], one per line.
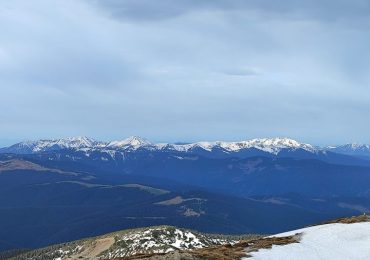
[1, 136, 370, 252]
[0, 136, 370, 162]
[2, 136, 370, 157]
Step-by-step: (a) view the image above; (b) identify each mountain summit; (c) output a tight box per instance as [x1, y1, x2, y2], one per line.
[326, 143, 370, 157]
[107, 136, 152, 149]
[3, 136, 370, 158]
[0, 136, 317, 155]
[0, 136, 99, 154]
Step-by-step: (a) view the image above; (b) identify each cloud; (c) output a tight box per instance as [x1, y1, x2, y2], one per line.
[0, 0, 370, 145]
[0, 0, 142, 90]
[89, 0, 201, 21]
[90, 0, 370, 25]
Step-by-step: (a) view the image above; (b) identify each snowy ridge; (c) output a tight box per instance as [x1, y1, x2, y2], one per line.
[107, 136, 152, 149]
[326, 143, 370, 156]
[0, 136, 319, 155]
[0, 136, 101, 154]
[159, 137, 316, 154]
[5, 136, 370, 157]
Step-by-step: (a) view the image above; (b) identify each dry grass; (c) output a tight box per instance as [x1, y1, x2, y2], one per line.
[310, 214, 370, 226]
[0, 159, 78, 175]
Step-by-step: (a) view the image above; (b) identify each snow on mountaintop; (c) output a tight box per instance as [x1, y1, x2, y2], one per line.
[2, 136, 100, 154]
[325, 143, 370, 157]
[246, 222, 370, 260]
[7, 136, 370, 157]
[222, 137, 315, 154]
[348, 143, 370, 149]
[165, 137, 316, 154]
[0, 136, 318, 155]
[107, 136, 152, 149]
[40, 136, 96, 149]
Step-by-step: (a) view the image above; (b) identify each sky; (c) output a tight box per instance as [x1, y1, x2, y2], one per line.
[1, 0, 370, 146]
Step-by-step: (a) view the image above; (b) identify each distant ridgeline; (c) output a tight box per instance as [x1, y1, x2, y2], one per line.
[0, 137, 370, 252]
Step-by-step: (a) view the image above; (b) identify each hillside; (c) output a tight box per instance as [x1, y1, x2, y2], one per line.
[1, 137, 370, 252]
[7, 215, 370, 260]
[1, 150, 370, 251]
[5, 226, 257, 260]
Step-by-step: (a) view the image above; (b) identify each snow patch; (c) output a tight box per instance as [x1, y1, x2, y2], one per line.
[247, 222, 370, 260]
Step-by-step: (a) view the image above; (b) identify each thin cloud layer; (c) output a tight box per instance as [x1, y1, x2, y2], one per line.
[0, 0, 370, 145]
[91, 0, 370, 24]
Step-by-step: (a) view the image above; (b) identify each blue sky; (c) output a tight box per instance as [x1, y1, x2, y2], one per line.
[1, 0, 370, 146]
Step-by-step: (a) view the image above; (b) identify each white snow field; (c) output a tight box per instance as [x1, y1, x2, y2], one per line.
[246, 222, 370, 260]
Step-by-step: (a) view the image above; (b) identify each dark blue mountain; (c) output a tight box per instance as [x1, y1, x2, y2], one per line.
[1, 137, 370, 252]
[0, 160, 367, 252]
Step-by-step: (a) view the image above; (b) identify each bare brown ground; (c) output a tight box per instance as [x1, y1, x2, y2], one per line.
[68, 237, 115, 260]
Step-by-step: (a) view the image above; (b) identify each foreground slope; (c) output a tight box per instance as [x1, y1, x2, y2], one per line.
[7, 226, 253, 260]
[9, 216, 370, 260]
[120, 215, 370, 260]
[246, 216, 370, 260]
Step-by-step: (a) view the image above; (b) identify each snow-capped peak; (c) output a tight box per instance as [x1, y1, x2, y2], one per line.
[36, 136, 97, 150]
[53, 136, 97, 148]
[0, 136, 318, 155]
[234, 137, 316, 154]
[2, 136, 99, 154]
[332, 143, 370, 150]
[160, 137, 316, 155]
[107, 136, 152, 149]
[325, 143, 370, 156]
